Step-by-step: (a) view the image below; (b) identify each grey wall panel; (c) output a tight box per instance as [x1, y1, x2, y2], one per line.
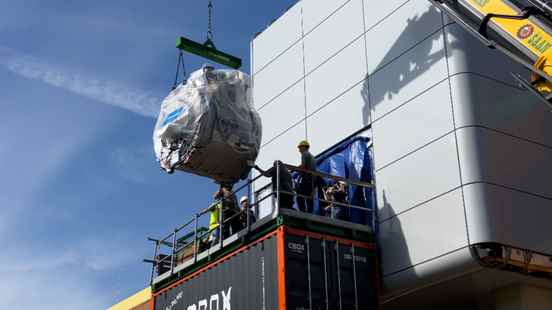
[258, 82, 306, 144]
[368, 31, 449, 120]
[252, 2, 303, 74]
[306, 82, 367, 155]
[253, 43, 304, 109]
[305, 36, 367, 115]
[379, 188, 468, 276]
[443, 23, 527, 86]
[382, 247, 478, 301]
[449, 73, 552, 148]
[303, 0, 365, 73]
[371, 81, 454, 170]
[364, 0, 409, 31]
[374, 133, 461, 219]
[301, 0, 349, 34]
[365, 1, 443, 75]
[462, 182, 552, 255]
[456, 126, 552, 199]
[384, 261, 552, 310]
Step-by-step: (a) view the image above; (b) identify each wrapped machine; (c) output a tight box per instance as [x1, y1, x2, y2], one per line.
[153, 66, 262, 183]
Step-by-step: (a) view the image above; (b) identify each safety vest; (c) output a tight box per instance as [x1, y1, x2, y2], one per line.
[209, 202, 222, 230]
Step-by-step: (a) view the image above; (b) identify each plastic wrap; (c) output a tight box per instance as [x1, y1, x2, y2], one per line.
[153, 66, 262, 182]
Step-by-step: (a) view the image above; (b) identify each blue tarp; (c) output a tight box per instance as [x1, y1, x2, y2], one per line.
[315, 136, 375, 227]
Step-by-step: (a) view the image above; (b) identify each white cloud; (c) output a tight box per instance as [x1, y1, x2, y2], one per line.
[0, 232, 138, 310]
[0, 270, 110, 310]
[0, 119, 96, 235]
[0, 46, 161, 118]
[110, 146, 154, 184]
[0, 106, 142, 309]
[0, 235, 135, 273]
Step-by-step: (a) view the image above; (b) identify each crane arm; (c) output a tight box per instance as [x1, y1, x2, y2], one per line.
[431, 0, 552, 108]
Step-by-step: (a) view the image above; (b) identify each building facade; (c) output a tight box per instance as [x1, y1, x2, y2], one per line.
[251, 0, 552, 309]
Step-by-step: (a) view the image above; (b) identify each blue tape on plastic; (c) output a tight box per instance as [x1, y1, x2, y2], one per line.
[162, 107, 186, 126]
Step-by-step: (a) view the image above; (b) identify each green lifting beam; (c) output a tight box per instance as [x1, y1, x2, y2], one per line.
[176, 36, 242, 69]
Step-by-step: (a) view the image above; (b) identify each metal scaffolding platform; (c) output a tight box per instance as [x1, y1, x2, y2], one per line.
[144, 162, 375, 291]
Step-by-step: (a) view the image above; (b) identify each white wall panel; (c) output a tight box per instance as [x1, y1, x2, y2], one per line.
[366, 1, 443, 75]
[369, 31, 449, 120]
[372, 81, 454, 170]
[306, 82, 366, 155]
[375, 133, 461, 219]
[305, 37, 367, 114]
[257, 122, 306, 171]
[302, 0, 350, 34]
[258, 82, 306, 144]
[444, 23, 526, 84]
[254, 120, 304, 216]
[252, 3, 303, 74]
[364, 0, 409, 30]
[462, 183, 552, 255]
[456, 127, 552, 199]
[379, 188, 468, 275]
[251, 0, 552, 303]
[254, 121, 307, 214]
[303, 0, 365, 73]
[253, 43, 304, 109]
[450, 74, 552, 148]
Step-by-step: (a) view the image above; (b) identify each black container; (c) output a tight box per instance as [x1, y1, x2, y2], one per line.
[154, 226, 379, 310]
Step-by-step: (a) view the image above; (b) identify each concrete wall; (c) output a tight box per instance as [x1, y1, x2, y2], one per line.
[251, 0, 552, 306]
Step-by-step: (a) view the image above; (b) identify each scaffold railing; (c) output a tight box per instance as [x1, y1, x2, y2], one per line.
[144, 161, 375, 286]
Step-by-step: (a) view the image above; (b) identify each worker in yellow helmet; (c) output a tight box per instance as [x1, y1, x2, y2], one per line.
[296, 140, 318, 214]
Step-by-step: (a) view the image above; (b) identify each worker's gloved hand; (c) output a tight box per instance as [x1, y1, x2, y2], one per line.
[249, 162, 265, 174]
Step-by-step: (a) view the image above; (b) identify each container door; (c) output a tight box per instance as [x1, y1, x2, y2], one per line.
[339, 243, 379, 309]
[309, 237, 327, 310]
[324, 240, 341, 309]
[339, 243, 356, 310]
[353, 246, 378, 309]
[284, 234, 310, 309]
[284, 231, 379, 310]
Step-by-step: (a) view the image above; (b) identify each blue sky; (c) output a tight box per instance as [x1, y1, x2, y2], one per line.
[0, 0, 296, 308]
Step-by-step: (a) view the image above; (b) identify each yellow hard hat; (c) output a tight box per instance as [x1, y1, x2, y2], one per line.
[297, 140, 310, 148]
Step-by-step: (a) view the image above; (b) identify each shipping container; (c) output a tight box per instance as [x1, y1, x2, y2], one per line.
[152, 225, 379, 310]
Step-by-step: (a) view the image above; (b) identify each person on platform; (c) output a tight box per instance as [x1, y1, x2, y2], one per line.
[324, 180, 348, 220]
[295, 140, 320, 214]
[238, 196, 256, 228]
[254, 160, 295, 210]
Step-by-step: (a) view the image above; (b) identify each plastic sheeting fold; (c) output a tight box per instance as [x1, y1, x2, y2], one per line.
[153, 67, 262, 182]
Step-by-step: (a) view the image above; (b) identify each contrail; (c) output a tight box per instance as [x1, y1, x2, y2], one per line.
[0, 46, 161, 118]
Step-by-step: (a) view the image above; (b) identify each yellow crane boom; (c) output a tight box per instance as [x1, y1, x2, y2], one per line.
[431, 0, 552, 109]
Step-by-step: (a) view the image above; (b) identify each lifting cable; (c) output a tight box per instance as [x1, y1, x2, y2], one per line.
[172, 50, 187, 90]
[207, 0, 214, 43]
[171, 0, 216, 90]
